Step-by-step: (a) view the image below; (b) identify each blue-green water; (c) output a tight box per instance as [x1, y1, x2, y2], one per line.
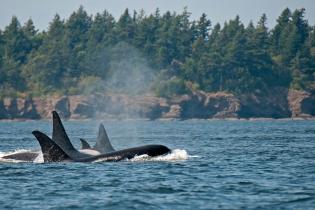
[0, 120, 314, 209]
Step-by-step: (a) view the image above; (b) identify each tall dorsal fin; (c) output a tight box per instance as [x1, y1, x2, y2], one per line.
[80, 138, 92, 150]
[52, 111, 91, 159]
[94, 123, 115, 153]
[32, 130, 69, 162]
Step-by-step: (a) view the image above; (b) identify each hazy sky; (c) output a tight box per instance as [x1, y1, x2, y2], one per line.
[1, 0, 315, 31]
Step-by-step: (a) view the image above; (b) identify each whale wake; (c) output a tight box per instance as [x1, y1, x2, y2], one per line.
[129, 149, 189, 162]
[0, 149, 190, 163]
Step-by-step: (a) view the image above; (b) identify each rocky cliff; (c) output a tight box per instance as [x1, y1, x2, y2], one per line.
[287, 89, 315, 118]
[0, 89, 314, 120]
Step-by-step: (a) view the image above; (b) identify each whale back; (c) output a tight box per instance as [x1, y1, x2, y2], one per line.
[78, 144, 171, 162]
[2, 151, 39, 162]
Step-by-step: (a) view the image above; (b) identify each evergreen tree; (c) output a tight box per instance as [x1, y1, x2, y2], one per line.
[173, 8, 193, 61]
[3, 16, 30, 64]
[155, 11, 174, 67]
[290, 25, 315, 90]
[270, 8, 291, 56]
[0, 29, 6, 88]
[0, 29, 4, 78]
[196, 13, 211, 40]
[22, 14, 67, 94]
[2, 16, 30, 90]
[87, 10, 115, 48]
[134, 9, 161, 62]
[83, 10, 116, 79]
[0, 8, 314, 97]
[286, 9, 309, 60]
[64, 6, 92, 78]
[22, 19, 42, 51]
[116, 9, 136, 42]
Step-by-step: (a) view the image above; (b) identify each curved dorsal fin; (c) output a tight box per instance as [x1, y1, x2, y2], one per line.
[94, 123, 115, 153]
[80, 138, 92, 150]
[52, 111, 91, 159]
[32, 130, 69, 162]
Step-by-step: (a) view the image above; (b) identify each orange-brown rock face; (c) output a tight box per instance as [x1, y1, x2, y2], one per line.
[0, 89, 314, 120]
[288, 90, 315, 118]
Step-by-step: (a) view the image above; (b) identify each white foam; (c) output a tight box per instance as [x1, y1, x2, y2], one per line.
[129, 149, 189, 162]
[33, 152, 44, 163]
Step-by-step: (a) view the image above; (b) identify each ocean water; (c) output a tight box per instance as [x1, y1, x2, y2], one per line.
[0, 119, 314, 209]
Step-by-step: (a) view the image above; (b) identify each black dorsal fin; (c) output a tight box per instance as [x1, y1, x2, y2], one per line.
[94, 123, 115, 153]
[32, 130, 69, 162]
[52, 111, 91, 159]
[80, 138, 92, 150]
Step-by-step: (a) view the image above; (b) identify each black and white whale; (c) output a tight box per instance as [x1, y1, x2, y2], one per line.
[80, 123, 115, 153]
[32, 111, 171, 162]
[1, 121, 114, 162]
[1, 151, 39, 162]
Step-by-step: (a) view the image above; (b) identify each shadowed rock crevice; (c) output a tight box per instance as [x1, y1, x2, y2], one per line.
[238, 88, 291, 118]
[288, 90, 315, 117]
[301, 97, 315, 116]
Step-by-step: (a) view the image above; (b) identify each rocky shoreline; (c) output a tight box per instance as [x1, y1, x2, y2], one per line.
[0, 89, 314, 120]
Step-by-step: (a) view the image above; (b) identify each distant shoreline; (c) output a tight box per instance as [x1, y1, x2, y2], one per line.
[1, 89, 315, 121]
[1, 117, 315, 122]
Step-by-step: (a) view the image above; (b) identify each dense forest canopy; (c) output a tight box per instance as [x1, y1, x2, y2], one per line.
[0, 7, 314, 98]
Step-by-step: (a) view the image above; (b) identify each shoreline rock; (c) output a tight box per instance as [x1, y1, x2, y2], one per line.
[0, 89, 314, 120]
[287, 89, 315, 118]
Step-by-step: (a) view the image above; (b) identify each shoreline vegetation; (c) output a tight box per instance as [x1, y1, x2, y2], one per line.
[0, 7, 314, 119]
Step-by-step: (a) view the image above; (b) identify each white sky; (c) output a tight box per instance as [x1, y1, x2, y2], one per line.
[1, 0, 315, 31]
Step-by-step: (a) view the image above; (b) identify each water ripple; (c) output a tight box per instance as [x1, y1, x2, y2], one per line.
[0, 120, 314, 209]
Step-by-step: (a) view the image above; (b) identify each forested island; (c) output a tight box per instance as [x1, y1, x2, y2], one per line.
[0, 7, 314, 119]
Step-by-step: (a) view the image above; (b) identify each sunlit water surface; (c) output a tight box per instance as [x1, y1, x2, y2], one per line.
[0, 119, 314, 209]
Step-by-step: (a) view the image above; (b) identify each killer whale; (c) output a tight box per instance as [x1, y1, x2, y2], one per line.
[1, 142, 99, 162]
[1, 151, 39, 162]
[31, 111, 171, 162]
[33, 130, 170, 162]
[80, 123, 115, 153]
[2, 122, 114, 162]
